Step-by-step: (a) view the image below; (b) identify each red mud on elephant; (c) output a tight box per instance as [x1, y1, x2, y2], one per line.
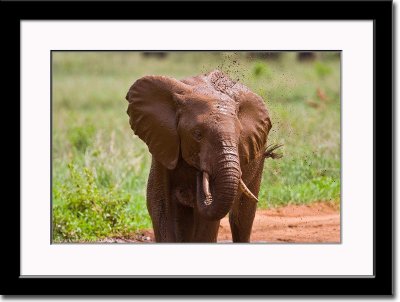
[125, 70, 283, 242]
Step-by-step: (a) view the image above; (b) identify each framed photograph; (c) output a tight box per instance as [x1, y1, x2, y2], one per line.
[5, 0, 393, 295]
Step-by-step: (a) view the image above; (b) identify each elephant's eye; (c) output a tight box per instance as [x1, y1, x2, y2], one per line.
[193, 129, 202, 141]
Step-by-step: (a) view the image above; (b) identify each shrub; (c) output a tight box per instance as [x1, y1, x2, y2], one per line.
[52, 163, 134, 242]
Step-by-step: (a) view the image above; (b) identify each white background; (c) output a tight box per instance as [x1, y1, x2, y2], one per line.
[12, 6, 396, 300]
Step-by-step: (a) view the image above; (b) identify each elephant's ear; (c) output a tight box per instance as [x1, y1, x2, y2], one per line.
[236, 86, 272, 165]
[126, 76, 191, 170]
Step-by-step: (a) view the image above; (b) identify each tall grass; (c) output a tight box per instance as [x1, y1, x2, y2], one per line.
[52, 52, 340, 242]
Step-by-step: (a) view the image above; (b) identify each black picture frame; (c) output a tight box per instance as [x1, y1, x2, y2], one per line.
[4, 0, 393, 296]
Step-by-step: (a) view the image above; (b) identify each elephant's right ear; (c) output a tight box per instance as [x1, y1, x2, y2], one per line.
[126, 76, 191, 170]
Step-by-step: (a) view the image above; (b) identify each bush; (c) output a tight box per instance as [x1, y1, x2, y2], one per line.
[52, 163, 134, 242]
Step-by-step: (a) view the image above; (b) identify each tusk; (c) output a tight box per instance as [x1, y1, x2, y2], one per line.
[202, 172, 213, 206]
[239, 179, 259, 203]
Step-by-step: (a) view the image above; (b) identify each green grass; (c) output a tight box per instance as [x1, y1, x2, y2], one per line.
[52, 52, 340, 242]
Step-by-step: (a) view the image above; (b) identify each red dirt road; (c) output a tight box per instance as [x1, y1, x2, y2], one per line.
[219, 202, 340, 243]
[101, 202, 340, 243]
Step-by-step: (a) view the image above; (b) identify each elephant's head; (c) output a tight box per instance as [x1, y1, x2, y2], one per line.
[126, 70, 271, 221]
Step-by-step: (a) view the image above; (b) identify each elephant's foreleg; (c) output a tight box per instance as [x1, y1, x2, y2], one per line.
[192, 210, 220, 242]
[148, 196, 177, 242]
[147, 159, 176, 242]
[229, 159, 264, 243]
[173, 202, 195, 242]
[229, 195, 257, 242]
[147, 197, 166, 242]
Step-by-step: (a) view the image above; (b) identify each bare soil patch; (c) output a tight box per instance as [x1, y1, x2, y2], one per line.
[100, 202, 340, 243]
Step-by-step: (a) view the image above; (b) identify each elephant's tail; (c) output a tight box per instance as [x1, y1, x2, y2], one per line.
[264, 143, 284, 159]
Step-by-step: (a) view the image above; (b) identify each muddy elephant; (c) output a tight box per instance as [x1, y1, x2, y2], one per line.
[126, 70, 278, 242]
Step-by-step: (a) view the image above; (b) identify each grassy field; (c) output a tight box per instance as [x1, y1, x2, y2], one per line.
[52, 52, 341, 242]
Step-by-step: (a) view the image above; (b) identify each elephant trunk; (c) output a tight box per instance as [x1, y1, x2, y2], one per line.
[196, 146, 241, 221]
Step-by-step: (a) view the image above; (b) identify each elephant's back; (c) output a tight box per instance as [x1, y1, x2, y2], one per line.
[181, 74, 208, 87]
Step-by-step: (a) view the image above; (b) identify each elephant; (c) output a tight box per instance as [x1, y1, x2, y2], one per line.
[126, 70, 280, 242]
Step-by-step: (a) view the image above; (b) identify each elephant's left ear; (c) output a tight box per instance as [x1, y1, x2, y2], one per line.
[236, 87, 271, 165]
